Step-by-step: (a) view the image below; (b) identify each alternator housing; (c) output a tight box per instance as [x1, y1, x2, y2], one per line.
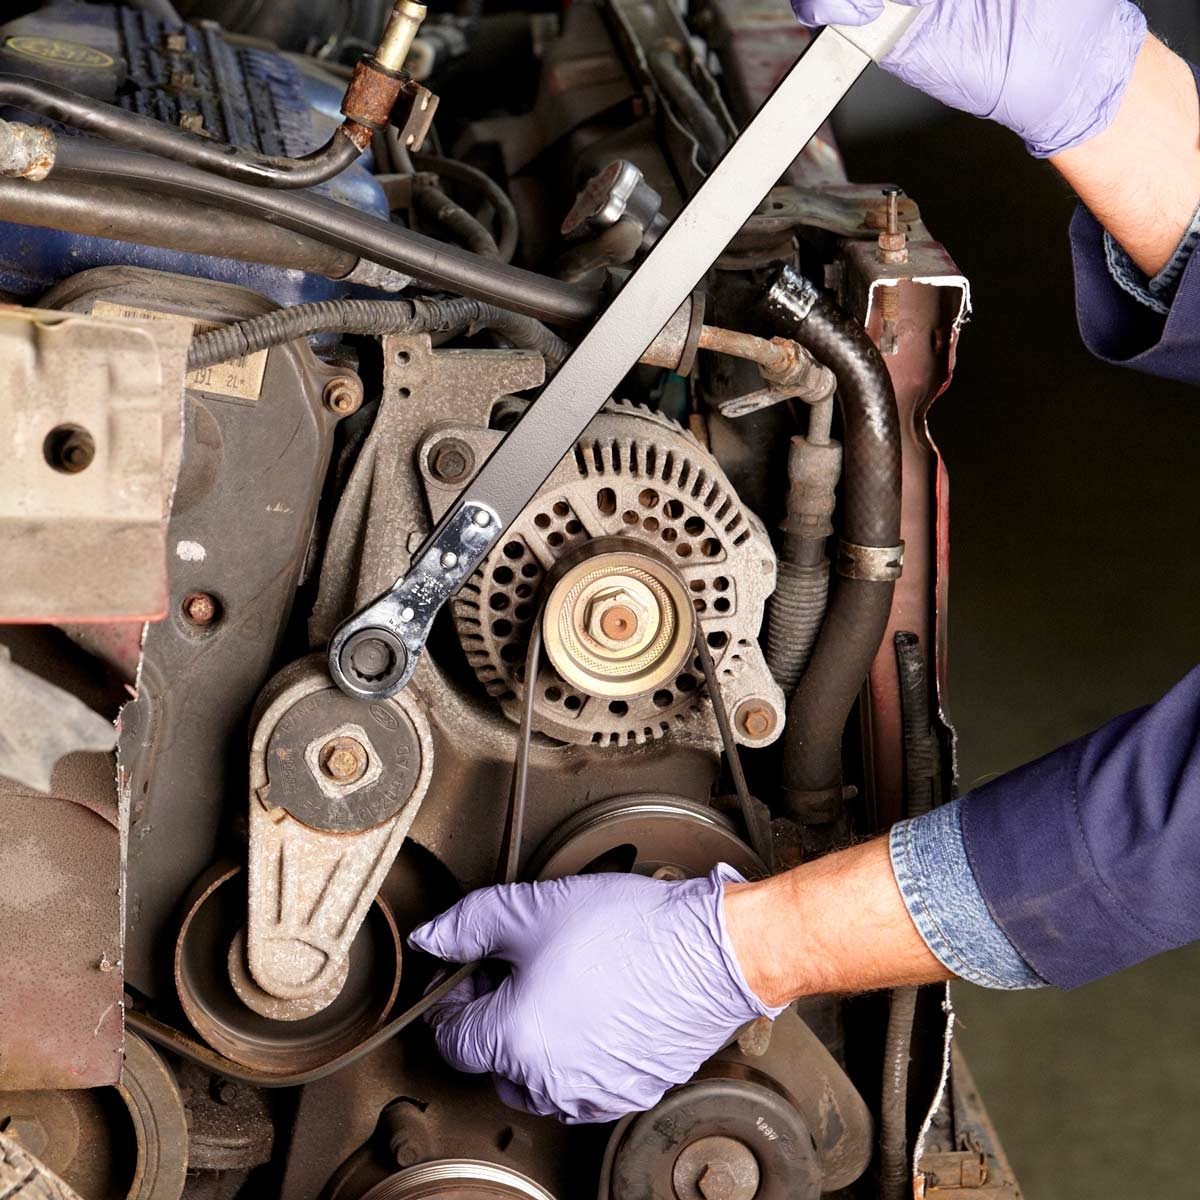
[420, 402, 785, 748]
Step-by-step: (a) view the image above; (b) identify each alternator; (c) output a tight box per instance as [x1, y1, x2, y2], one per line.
[419, 403, 784, 747]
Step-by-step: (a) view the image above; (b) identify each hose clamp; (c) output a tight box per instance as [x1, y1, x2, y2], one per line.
[837, 540, 904, 582]
[764, 264, 820, 323]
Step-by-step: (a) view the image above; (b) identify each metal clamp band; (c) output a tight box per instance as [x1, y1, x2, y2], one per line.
[837, 540, 904, 582]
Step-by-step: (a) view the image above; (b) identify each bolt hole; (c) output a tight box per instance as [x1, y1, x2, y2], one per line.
[652, 689, 673, 708]
[44, 424, 95, 474]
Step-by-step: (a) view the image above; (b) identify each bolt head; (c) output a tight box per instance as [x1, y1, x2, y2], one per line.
[582, 586, 651, 648]
[343, 631, 404, 685]
[182, 591, 218, 626]
[697, 1163, 736, 1200]
[319, 736, 368, 783]
[735, 700, 776, 741]
[429, 438, 475, 484]
[324, 377, 363, 416]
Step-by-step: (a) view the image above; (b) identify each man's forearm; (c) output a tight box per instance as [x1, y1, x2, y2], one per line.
[1053, 35, 1200, 277]
[723, 837, 951, 1007]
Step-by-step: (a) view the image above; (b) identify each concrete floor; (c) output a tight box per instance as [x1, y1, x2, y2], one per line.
[833, 10, 1200, 1194]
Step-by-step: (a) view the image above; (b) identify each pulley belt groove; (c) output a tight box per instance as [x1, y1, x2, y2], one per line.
[328, 3, 923, 699]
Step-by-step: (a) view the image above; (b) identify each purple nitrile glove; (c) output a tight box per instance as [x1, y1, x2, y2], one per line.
[791, 0, 1149, 158]
[408, 865, 783, 1124]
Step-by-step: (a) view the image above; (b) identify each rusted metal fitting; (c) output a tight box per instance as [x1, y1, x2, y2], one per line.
[428, 436, 476, 485]
[342, 59, 409, 147]
[182, 591, 219, 627]
[324, 375, 363, 416]
[0, 119, 56, 181]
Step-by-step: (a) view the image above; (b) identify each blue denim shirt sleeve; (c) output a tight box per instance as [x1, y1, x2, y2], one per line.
[889, 800, 1046, 990]
[1104, 201, 1200, 317]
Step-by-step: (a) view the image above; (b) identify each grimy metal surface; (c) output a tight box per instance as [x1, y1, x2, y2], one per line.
[328, 3, 923, 699]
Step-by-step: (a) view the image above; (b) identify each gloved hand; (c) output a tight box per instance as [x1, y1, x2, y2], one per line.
[791, 0, 1148, 158]
[408, 865, 782, 1124]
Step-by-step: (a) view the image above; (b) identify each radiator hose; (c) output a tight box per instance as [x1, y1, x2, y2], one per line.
[759, 267, 903, 827]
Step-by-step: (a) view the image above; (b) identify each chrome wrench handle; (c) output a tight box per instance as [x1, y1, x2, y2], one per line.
[328, 2, 924, 700]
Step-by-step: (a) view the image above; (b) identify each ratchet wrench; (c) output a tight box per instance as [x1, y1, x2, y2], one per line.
[328, 2, 922, 700]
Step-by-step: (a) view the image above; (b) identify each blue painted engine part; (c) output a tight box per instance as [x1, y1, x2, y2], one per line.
[0, 1, 392, 305]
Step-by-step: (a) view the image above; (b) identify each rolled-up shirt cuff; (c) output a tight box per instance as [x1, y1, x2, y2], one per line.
[889, 800, 1046, 991]
[1104, 196, 1200, 316]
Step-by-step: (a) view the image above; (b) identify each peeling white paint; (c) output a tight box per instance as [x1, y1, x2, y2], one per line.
[175, 539, 207, 562]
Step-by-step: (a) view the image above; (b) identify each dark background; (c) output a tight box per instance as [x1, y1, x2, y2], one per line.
[832, 3, 1200, 1194]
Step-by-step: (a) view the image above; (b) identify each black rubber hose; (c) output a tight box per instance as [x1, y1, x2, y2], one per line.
[49, 139, 601, 326]
[0, 177, 361, 279]
[649, 50, 730, 169]
[760, 266, 902, 823]
[411, 176, 501, 259]
[0, 74, 362, 189]
[880, 986, 918, 1200]
[411, 152, 520, 263]
[880, 633, 941, 1200]
[187, 296, 572, 372]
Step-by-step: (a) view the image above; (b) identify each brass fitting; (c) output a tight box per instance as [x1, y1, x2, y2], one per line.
[376, 1, 428, 73]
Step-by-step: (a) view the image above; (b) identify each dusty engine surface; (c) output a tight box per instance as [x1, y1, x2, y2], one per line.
[0, 2, 1018, 1200]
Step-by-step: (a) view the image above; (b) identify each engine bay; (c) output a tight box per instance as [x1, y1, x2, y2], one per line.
[0, 2, 1018, 1198]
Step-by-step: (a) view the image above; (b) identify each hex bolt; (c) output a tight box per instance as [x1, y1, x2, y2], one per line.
[211, 1079, 239, 1105]
[343, 631, 403, 683]
[429, 437, 476, 485]
[697, 1163, 737, 1200]
[319, 736, 369, 783]
[734, 700, 776, 740]
[324, 376, 363, 416]
[182, 591, 218, 627]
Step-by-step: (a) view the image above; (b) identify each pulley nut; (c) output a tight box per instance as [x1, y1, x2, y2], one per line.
[324, 376, 363, 416]
[583, 587, 651, 647]
[697, 1163, 737, 1200]
[319, 736, 369, 784]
